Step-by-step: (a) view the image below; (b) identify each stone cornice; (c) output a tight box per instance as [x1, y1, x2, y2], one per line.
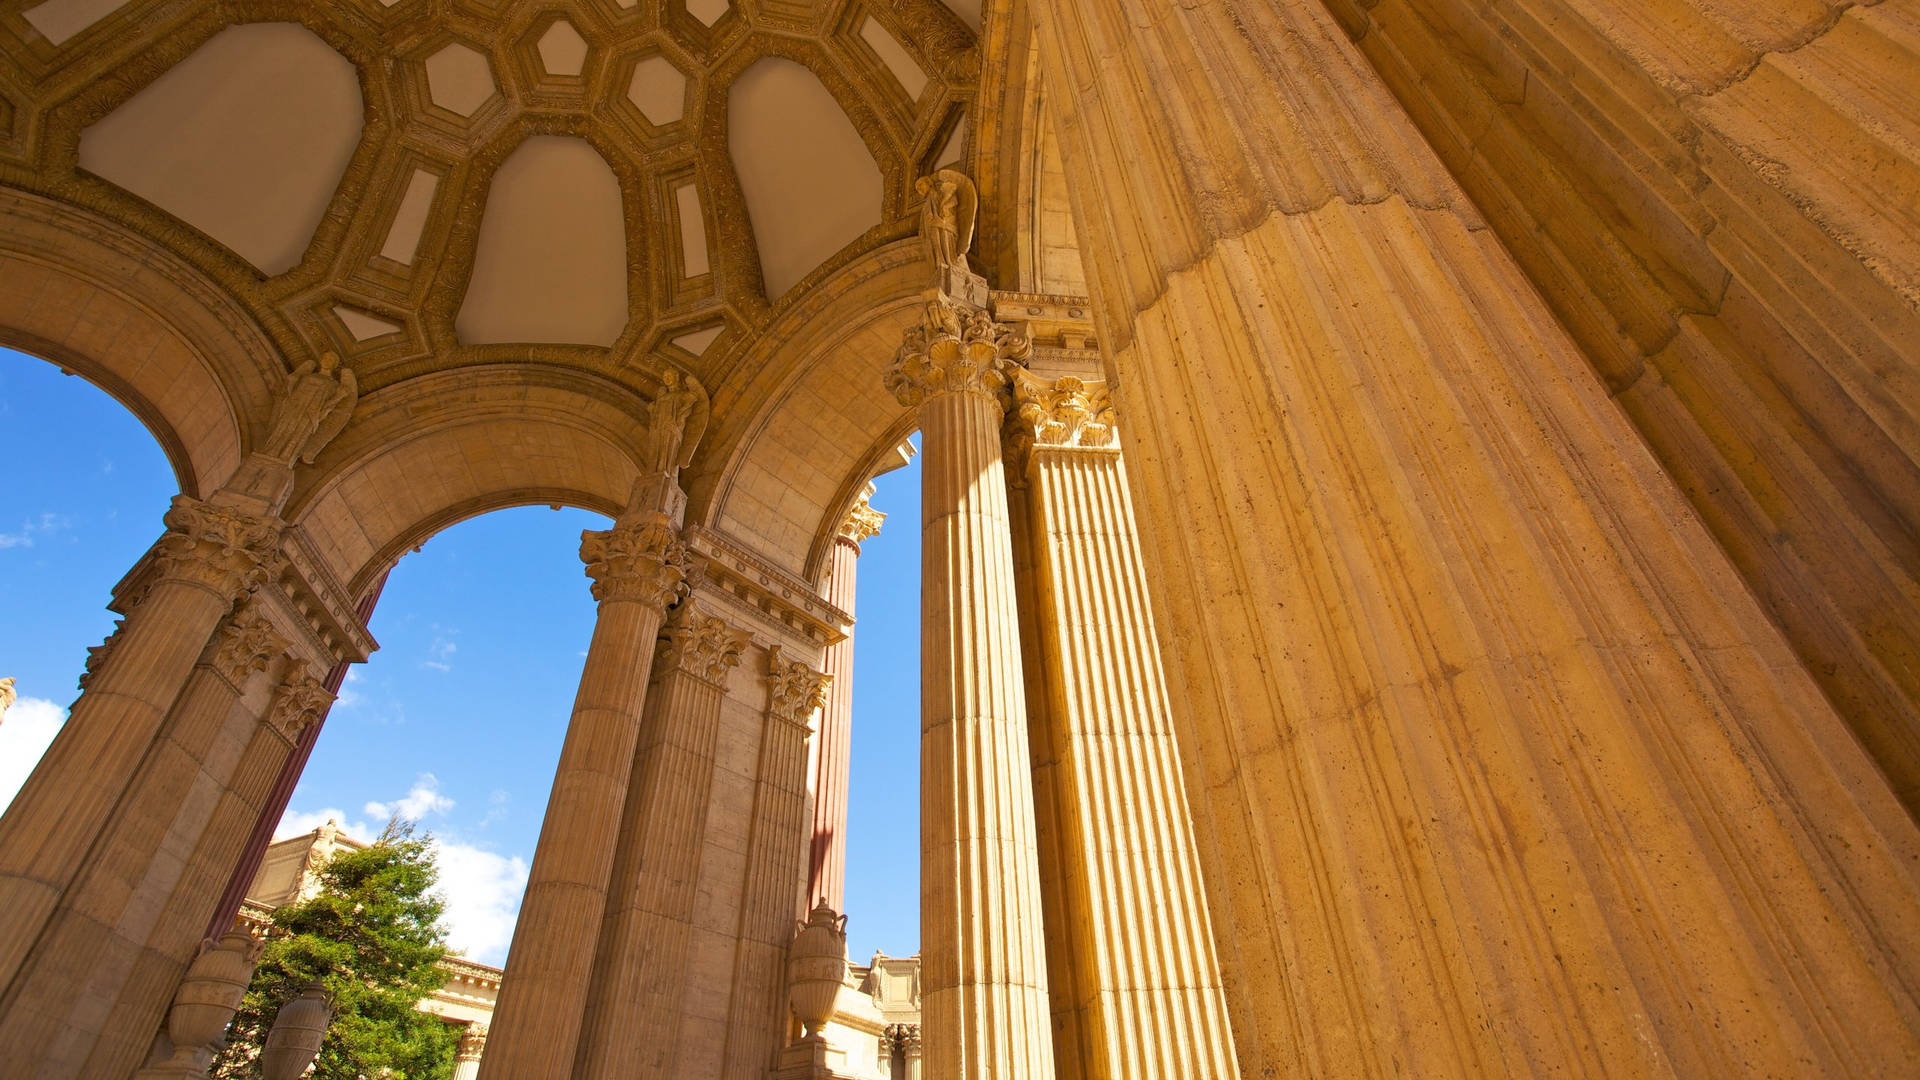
[681, 524, 851, 649]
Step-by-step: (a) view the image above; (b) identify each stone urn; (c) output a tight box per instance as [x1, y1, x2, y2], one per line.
[261, 981, 332, 1080]
[787, 901, 849, 1039]
[140, 930, 263, 1076]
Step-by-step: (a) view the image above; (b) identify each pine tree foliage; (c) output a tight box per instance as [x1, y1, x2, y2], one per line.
[213, 821, 461, 1080]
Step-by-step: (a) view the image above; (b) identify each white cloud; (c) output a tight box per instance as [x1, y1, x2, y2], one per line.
[276, 776, 529, 967]
[0, 512, 69, 550]
[421, 633, 457, 673]
[432, 839, 528, 965]
[0, 697, 66, 813]
[364, 773, 455, 821]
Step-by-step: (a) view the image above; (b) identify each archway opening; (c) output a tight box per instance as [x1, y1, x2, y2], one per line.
[0, 345, 177, 811]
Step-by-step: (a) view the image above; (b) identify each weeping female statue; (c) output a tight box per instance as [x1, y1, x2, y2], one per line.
[916, 168, 977, 290]
[261, 352, 357, 465]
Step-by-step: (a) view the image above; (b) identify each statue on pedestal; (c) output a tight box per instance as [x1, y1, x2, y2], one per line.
[916, 169, 978, 298]
[641, 368, 710, 480]
[262, 352, 357, 466]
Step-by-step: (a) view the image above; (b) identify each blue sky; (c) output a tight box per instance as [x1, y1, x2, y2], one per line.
[0, 346, 920, 966]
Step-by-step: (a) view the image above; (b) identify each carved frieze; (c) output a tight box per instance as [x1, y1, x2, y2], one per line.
[657, 601, 750, 685]
[766, 645, 832, 732]
[580, 514, 692, 610]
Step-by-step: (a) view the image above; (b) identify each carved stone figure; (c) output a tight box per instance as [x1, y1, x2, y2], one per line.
[0, 676, 14, 723]
[915, 169, 976, 286]
[641, 368, 710, 478]
[261, 352, 357, 465]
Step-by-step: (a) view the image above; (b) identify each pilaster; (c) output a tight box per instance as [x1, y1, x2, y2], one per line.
[573, 599, 748, 1079]
[718, 647, 830, 1078]
[1005, 371, 1239, 1079]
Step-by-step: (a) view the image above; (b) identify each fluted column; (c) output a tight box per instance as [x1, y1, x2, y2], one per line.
[451, 1024, 486, 1080]
[573, 599, 748, 1079]
[719, 648, 831, 1077]
[0, 497, 283, 1074]
[1029, 0, 1920, 1075]
[808, 490, 884, 912]
[1006, 373, 1239, 1080]
[886, 291, 1055, 1079]
[481, 509, 690, 1079]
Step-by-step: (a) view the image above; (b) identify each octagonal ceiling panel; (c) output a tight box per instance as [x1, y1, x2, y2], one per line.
[457, 135, 629, 346]
[728, 57, 881, 300]
[77, 23, 363, 276]
[425, 41, 497, 116]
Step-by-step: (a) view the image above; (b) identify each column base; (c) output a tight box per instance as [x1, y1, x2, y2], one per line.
[772, 1036, 856, 1080]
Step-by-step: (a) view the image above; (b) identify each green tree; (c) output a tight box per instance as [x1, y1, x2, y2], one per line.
[213, 820, 461, 1080]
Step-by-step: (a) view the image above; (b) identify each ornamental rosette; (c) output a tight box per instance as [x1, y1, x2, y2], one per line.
[884, 292, 1030, 407]
[266, 670, 333, 744]
[210, 605, 287, 687]
[657, 602, 750, 685]
[580, 515, 692, 609]
[153, 496, 284, 602]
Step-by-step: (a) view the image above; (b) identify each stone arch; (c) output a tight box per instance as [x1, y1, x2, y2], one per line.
[691, 236, 923, 582]
[0, 189, 275, 498]
[285, 366, 651, 598]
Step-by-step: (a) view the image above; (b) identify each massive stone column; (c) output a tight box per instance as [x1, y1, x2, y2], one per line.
[1006, 371, 1239, 1080]
[886, 285, 1055, 1079]
[572, 599, 748, 1080]
[1026, 0, 1920, 1075]
[480, 500, 690, 1079]
[0, 498, 284, 1075]
[807, 489, 884, 912]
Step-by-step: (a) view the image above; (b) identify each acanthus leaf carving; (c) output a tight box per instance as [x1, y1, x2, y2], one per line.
[657, 601, 750, 685]
[884, 291, 1030, 407]
[210, 604, 288, 688]
[152, 496, 284, 604]
[266, 669, 333, 744]
[1008, 371, 1118, 460]
[837, 491, 886, 547]
[766, 644, 832, 731]
[580, 514, 692, 610]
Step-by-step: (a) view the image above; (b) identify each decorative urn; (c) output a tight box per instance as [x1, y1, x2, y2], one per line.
[262, 981, 332, 1080]
[787, 900, 849, 1039]
[161, 930, 262, 1065]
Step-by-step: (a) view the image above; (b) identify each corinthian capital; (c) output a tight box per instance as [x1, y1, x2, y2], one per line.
[657, 601, 751, 685]
[210, 604, 288, 687]
[267, 669, 333, 743]
[837, 491, 886, 547]
[580, 514, 692, 610]
[152, 496, 283, 602]
[1007, 371, 1119, 459]
[884, 291, 1031, 407]
[766, 645, 832, 731]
